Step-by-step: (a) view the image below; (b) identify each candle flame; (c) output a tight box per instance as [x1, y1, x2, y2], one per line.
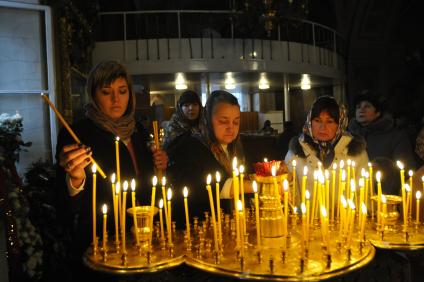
[237, 199, 243, 211]
[123, 180, 128, 191]
[342, 170, 346, 181]
[317, 161, 322, 169]
[422, 175, 424, 182]
[333, 163, 337, 170]
[318, 172, 325, 184]
[292, 159, 297, 167]
[294, 206, 298, 214]
[303, 166, 308, 175]
[368, 162, 372, 167]
[361, 203, 367, 214]
[252, 180, 258, 193]
[111, 173, 116, 184]
[239, 165, 245, 174]
[348, 199, 355, 210]
[131, 179, 136, 191]
[313, 170, 318, 180]
[152, 176, 158, 186]
[271, 165, 276, 177]
[376, 171, 382, 182]
[341, 195, 347, 207]
[264, 158, 268, 162]
[361, 168, 366, 177]
[102, 204, 107, 214]
[350, 179, 356, 191]
[396, 161, 404, 170]
[216, 171, 221, 182]
[301, 203, 306, 214]
[159, 199, 164, 209]
[404, 184, 411, 193]
[340, 160, 345, 168]
[365, 171, 369, 178]
[325, 169, 330, 179]
[408, 170, 413, 177]
[351, 161, 356, 167]
[359, 178, 364, 187]
[91, 164, 97, 174]
[167, 188, 172, 200]
[347, 159, 351, 165]
[183, 186, 188, 198]
[115, 182, 120, 194]
[381, 194, 386, 204]
[321, 206, 327, 217]
[161, 176, 166, 186]
[305, 189, 310, 200]
[232, 157, 238, 170]
[206, 174, 212, 185]
[283, 179, 289, 191]
[417, 191, 422, 200]
[115, 136, 120, 141]
[234, 168, 239, 176]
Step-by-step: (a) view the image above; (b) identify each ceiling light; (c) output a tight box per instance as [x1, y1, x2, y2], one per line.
[300, 74, 311, 90]
[224, 72, 236, 90]
[258, 73, 270, 89]
[175, 73, 187, 90]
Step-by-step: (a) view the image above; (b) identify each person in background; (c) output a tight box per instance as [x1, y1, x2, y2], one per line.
[168, 90, 253, 226]
[55, 60, 168, 279]
[285, 96, 369, 205]
[261, 119, 276, 134]
[163, 90, 202, 154]
[348, 91, 416, 194]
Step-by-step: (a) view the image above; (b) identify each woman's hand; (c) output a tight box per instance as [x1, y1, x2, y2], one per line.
[151, 145, 168, 170]
[59, 143, 92, 187]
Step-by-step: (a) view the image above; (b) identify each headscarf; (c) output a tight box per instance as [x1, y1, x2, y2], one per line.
[84, 61, 136, 141]
[301, 96, 349, 168]
[193, 90, 244, 175]
[163, 90, 202, 148]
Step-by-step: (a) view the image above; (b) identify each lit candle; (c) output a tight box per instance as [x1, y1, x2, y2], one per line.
[339, 195, 347, 240]
[360, 203, 367, 241]
[347, 200, 356, 248]
[347, 159, 352, 197]
[292, 160, 297, 206]
[331, 163, 337, 222]
[121, 180, 128, 253]
[338, 160, 345, 197]
[301, 203, 307, 258]
[237, 200, 245, 257]
[325, 170, 330, 214]
[233, 167, 240, 247]
[376, 171, 382, 226]
[114, 182, 120, 246]
[215, 172, 222, 244]
[368, 163, 374, 219]
[305, 190, 310, 241]
[239, 165, 246, 235]
[311, 170, 318, 225]
[365, 171, 370, 213]
[301, 166, 308, 204]
[381, 195, 387, 230]
[206, 174, 219, 253]
[416, 191, 422, 225]
[271, 165, 280, 200]
[422, 175, 424, 195]
[161, 177, 169, 236]
[149, 176, 157, 247]
[167, 188, 173, 245]
[264, 158, 268, 163]
[115, 137, 120, 183]
[183, 187, 191, 243]
[397, 161, 406, 223]
[111, 173, 117, 216]
[102, 204, 108, 251]
[351, 161, 356, 182]
[283, 179, 289, 237]
[92, 164, 97, 252]
[358, 178, 365, 226]
[130, 179, 140, 246]
[405, 184, 411, 229]
[321, 206, 330, 252]
[337, 170, 346, 221]
[159, 199, 165, 243]
[409, 170, 414, 218]
[253, 181, 261, 248]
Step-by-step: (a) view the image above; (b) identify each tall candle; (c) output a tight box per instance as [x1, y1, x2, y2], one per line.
[183, 187, 191, 243]
[360, 203, 367, 241]
[161, 177, 169, 235]
[351, 161, 356, 182]
[311, 170, 318, 225]
[381, 195, 387, 230]
[331, 163, 337, 222]
[121, 181, 128, 253]
[111, 173, 116, 213]
[305, 190, 310, 240]
[422, 175, 424, 195]
[283, 179, 289, 237]
[149, 176, 157, 247]
[91, 164, 97, 252]
[368, 163, 374, 219]
[167, 188, 173, 245]
[130, 179, 140, 246]
[115, 137, 121, 183]
[206, 174, 219, 253]
[253, 181, 261, 247]
[416, 191, 421, 224]
[159, 199, 165, 243]
[347, 159, 352, 197]
[237, 200, 245, 257]
[271, 165, 280, 200]
[339, 196, 347, 240]
[359, 178, 365, 226]
[347, 199, 356, 248]
[233, 166, 240, 247]
[408, 170, 414, 218]
[117, 181, 122, 223]
[239, 165, 246, 234]
[397, 161, 406, 223]
[376, 172, 382, 226]
[321, 206, 329, 252]
[337, 170, 346, 221]
[301, 166, 308, 204]
[325, 170, 330, 213]
[102, 204, 108, 251]
[292, 160, 297, 206]
[405, 184, 411, 228]
[215, 172, 222, 243]
[114, 182, 120, 245]
[301, 203, 307, 258]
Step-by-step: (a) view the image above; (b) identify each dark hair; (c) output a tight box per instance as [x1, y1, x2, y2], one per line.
[86, 61, 134, 114]
[311, 96, 340, 123]
[178, 90, 201, 108]
[203, 90, 240, 143]
[354, 90, 382, 112]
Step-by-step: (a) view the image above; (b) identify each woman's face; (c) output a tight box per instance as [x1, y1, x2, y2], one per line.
[311, 111, 338, 142]
[94, 77, 129, 121]
[355, 101, 380, 126]
[181, 102, 200, 120]
[211, 103, 240, 145]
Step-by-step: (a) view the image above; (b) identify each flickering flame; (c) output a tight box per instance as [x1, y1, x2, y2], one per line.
[152, 176, 158, 186]
[131, 179, 136, 191]
[216, 171, 221, 182]
[183, 186, 188, 198]
[252, 181, 258, 193]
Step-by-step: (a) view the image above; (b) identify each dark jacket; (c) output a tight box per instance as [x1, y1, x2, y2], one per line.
[55, 118, 155, 255]
[167, 135, 234, 227]
[348, 114, 416, 169]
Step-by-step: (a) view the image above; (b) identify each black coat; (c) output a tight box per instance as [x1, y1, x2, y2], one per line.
[168, 135, 234, 228]
[55, 118, 155, 255]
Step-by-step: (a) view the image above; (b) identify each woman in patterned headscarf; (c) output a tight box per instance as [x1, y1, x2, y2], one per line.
[284, 96, 368, 205]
